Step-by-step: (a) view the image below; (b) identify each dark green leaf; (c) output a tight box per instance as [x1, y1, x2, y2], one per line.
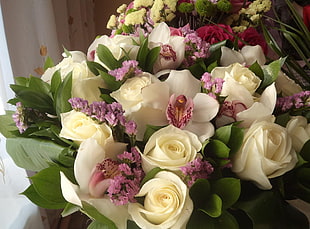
[55, 73, 72, 117]
[228, 126, 244, 154]
[87, 61, 106, 76]
[97, 44, 121, 70]
[51, 70, 62, 96]
[61, 203, 80, 217]
[205, 139, 230, 158]
[15, 77, 30, 86]
[261, 58, 286, 89]
[249, 62, 264, 80]
[190, 179, 211, 208]
[82, 201, 117, 229]
[0, 111, 19, 138]
[99, 70, 122, 91]
[28, 76, 51, 95]
[300, 140, 310, 161]
[136, 38, 149, 70]
[88, 221, 111, 229]
[145, 46, 160, 73]
[10, 85, 54, 114]
[22, 184, 66, 209]
[44, 56, 55, 70]
[30, 166, 66, 203]
[212, 178, 241, 209]
[200, 194, 222, 217]
[6, 137, 68, 171]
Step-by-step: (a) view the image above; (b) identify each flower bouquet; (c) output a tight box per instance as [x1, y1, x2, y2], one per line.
[0, 0, 310, 228]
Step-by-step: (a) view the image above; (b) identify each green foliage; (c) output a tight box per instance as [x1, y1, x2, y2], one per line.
[142, 124, 166, 143]
[22, 166, 67, 209]
[82, 201, 117, 229]
[0, 111, 19, 138]
[97, 44, 123, 70]
[54, 73, 72, 117]
[140, 167, 164, 186]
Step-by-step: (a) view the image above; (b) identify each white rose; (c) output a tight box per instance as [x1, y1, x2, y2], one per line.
[128, 171, 193, 229]
[286, 116, 310, 152]
[87, 35, 139, 63]
[211, 63, 261, 95]
[232, 120, 298, 190]
[41, 51, 105, 102]
[59, 110, 114, 149]
[142, 125, 202, 172]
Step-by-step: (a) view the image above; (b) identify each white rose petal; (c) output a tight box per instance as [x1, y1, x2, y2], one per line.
[232, 120, 298, 190]
[142, 125, 202, 172]
[128, 171, 193, 229]
[286, 116, 310, 152]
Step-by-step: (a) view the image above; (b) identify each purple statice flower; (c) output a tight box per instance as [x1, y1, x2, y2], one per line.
[12, 102, 46, 134]
[125, 120, 137, 135]
[180, 157, 214, 187]
[89, 101, 108, 121]
[183, 31, 210, 67]
[276, 91, 310, 113]
[108, 148, 144, 205]
[201, 73, 225, 97]
[68, 98, 89, 112]
[108, 60, 142, 81]
[12, 102, 28, 133]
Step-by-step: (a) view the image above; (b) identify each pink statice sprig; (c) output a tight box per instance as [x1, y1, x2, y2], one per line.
[108, 60, 142, 81]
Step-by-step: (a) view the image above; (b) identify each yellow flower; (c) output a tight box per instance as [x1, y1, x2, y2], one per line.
[117, 4, 127, 13]
[164, 0, 178, 11]
[134, 0, 154, 8]
[124, 8, 147, 26]
[106, 15, 117, 29]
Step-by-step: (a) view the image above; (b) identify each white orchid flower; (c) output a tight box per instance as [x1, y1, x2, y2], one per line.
[149, 22, 185, 73]
[220, 45, 266, 66]
[165, 70, 219, 142]
[60, 138, 128, 229]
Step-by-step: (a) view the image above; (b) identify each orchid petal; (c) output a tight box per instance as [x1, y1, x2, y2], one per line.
[259, 83, 277, 114]
[74, 138, 106, 193]
[149, 22, 170, 45]
[165, 70, 201, 98]
[60, 172, 82, 207]
[192, 93, 219, 122]
[142, 81, 170, 111]
[184, 121, 215, 142]
[240, 45, 266, 66]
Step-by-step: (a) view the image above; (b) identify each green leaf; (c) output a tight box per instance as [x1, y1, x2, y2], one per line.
[15, 77, 30, 86]
[214, 125, 232, 144]
[127, 220, 140, 229]
[228, 125, 244, 154]
[206, 61, 218, 73]
[10, 84, 54, 114]
[206, 139, 230, 158]
[190, 179, 211, 208]
[235, 190, 309, 229]
[51, 70, 62, 96]
[61, 203, 80, 217]
[30, 166, 67, 204]
[44, 56, 54, 71]
[249, 61, 264, 80]
[200, 194, 222, 217]
[88, 221, 111, 229]
[145, 46, 160, 73]
[261, 58, 286, 89]
[22, 184, 66, 209]
[0, 111, 19, 138]
[136, 38, 149, 70]
[6, 137, 68, 171]
[212, 178, 241, 209]
[82, 201, 117, 229]
[97, 44, 121, 70]
[55, 73, 72, 117]
[300, 140, 310, 161]
[87, 61, 106, 76]
[99, 70, 122, 91]
[28, 76, 51, 95]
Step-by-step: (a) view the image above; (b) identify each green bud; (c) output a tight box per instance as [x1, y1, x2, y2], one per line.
[195, 0, 217, 17]
[177, 2, 195, 13]
[121, 24, 133, 34]
[217, 0, 232, 13]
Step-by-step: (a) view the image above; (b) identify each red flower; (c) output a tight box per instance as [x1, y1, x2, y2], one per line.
[238, 27, 268, 55]
[196, 24, 235, 45]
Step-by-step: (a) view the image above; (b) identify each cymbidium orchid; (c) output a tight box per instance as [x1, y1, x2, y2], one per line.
[164, 70, 220, 142]
[60, 138, 128, 229]
[148, 22, 185, 73]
